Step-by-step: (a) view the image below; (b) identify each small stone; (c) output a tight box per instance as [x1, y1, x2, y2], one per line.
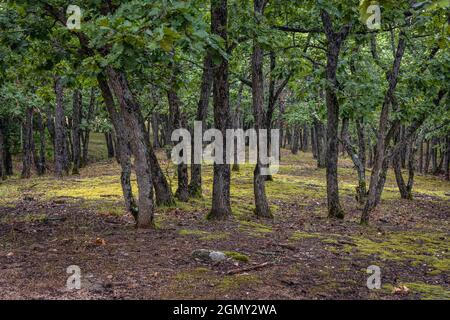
[192, 249, 226, 262]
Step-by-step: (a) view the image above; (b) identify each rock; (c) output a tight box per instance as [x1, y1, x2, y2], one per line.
[192, 249, 227, 262]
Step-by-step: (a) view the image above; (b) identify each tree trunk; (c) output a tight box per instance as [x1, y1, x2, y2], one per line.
[419, 137, 424, 174]
[341, 117, 367, 205]
[232, 81, 244, 172]
[291, 126, 300, 155]
[251, 0, 271, 218]
[167, 67, 189, 202]
[208, 0, 232, 220]
[314, 119, 326, 168]
[362, 33, 406, 224]
[302, 124, 309, 152]
[321, 10, 351, 219]
[311, 126, 317, 159]
[105, 132, 115, 158]
[21, 107, 34, 179]
[34, 112, 46, 175]
[189, 53, 213, 198]
[424, 139, 431, 173]
[431, 137, 438, 174]
[72, 90, 82, 174]
[97, 74, 137, 217]
[82, 88, 96, 166]
[151, 112, 160, 149]
[54, 76, 69, 178]
[106, 68, 155, 228]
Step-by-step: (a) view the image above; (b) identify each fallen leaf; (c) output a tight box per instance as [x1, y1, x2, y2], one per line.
[95, 238, 106, 245]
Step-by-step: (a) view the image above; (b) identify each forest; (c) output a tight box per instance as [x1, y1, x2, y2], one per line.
[0, 0, 449, 300]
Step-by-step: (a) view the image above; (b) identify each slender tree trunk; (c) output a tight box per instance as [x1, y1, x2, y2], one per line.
[82, 88, 96, 166]
[311, 126, 317, 159]
[34, 112, 46, 175]
[431, 137, 438, 174]
[151, 112, 160, 149]
[208, 0, 232, 220]
[72, 90, 82, 174]
[54, 76, 69, 178]
[189, 53, 213, 198]
[105, 132, 115, 158]
[419, 137, 424, 173]
[167, 66, 189, 202]
[424, 139, 431, 173]
[362, 33, 406, 224]
[342, 117, 367, 205]
[291, 126, 300, 155]
[21, 107, 34, 179]
[232, 81, 244, 172]
[321, 10, 351, 219]
[302, 124, 309, 152]
[97, 75, 137, 217]
[251, 0, 271, 218]
[314, 119, 326, 168]
[106, 68, 155, 228]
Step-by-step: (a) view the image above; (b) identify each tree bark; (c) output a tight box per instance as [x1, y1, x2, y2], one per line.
[151, 112, 160, 149]
[251, 0, 271, 218]
[72, 89, 82, 174]
[105, 131, 115, 158]
[21, 107, 34, 179]
[54, 76, 69, 178]
[189, 53, 213, 198]
[97, 74, 137, 217]
[314, 118, 326, 168]
[291, 126, 300, 155]
[105, 68, 155, 228]
[362, 33, 407, 224]
[208, 0, 232, 220]
[321, 10, 351, 219]
[167, 65, 189, 202]
[82, 88, 96, 166]
[34, 112, 46, 175]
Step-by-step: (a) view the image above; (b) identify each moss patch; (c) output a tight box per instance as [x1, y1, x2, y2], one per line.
[224, 251, 250, 263]
[341, 232, 450, 273]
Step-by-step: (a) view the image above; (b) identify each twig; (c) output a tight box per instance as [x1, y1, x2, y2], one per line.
[226, 262, 273, 275]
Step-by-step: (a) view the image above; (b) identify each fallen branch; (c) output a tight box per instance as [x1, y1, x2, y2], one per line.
[226, 262, 273, 275]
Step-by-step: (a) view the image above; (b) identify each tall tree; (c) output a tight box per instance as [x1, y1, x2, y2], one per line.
[208, 0, 233, 220]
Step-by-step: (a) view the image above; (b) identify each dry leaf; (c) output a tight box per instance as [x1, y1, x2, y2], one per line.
[392, 285, 409, 295]
[95, 238, 106, 245]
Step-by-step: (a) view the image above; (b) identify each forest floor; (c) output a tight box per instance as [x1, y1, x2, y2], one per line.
[0, 143, 449, 300]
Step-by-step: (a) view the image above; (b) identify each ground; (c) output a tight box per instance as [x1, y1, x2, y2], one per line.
[0, 135, 449, 300]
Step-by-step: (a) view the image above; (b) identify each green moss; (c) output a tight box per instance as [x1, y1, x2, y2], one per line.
[290, 231, 321, 242]
[224, 251, 250, 263]
[342, 232, 450, 272]
[178, 229, 230, 241]
[168, 267, 260, 298]
[404, 282, 450, 300]
[217, 274, 260, 291]
[238, 220, 273, 237]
